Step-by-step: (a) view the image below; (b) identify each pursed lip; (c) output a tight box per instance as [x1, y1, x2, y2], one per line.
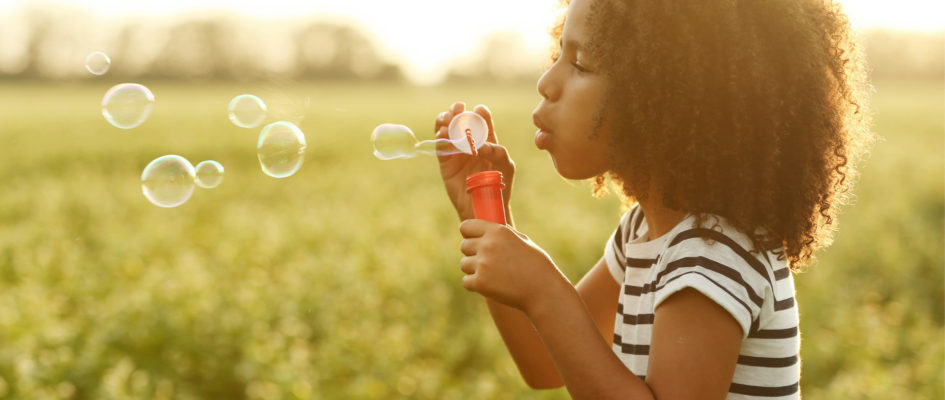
[532, 112, 552, 150]
[532, 113, 551, 134]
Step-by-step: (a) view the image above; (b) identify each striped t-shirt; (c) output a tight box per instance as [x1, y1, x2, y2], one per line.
[603, 205, 800, 399]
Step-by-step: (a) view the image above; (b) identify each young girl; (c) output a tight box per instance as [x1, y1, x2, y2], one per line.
[432, 0, 872, 398]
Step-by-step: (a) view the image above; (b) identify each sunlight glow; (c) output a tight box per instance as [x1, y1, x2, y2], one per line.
[0, 0, 940, 83]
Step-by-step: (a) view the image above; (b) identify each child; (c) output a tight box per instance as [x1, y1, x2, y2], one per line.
[432, 0, 872, 398]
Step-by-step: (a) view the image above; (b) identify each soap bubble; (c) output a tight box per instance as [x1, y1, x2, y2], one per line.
[141, 155, 195, 208]
[371, 123, 466, 160]
[85, 51, 111, 75]
[228, 94, 267, 128]
[257, 121, 306, 178]
[194, 160, 225, 189]
[448, 111, 488, 156]
[102, 83, 154, 129]
[372, 124, 420, 160]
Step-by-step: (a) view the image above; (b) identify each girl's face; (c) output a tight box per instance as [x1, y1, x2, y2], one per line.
[532, 0, 611, 180]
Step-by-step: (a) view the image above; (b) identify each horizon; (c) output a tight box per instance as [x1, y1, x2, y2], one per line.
[1, 0, 942, 84]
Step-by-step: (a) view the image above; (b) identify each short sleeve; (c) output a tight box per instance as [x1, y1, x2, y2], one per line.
[603, 207, 639, 284]
[603, 235, 624, 284]
[652, 230, 771, 339]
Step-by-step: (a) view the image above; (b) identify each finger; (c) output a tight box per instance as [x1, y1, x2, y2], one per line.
[511, 228, 529, 241]
[459, 256, 476, 274]
[451, 101, 466, 116]
[435, 125, 449, 140]
[476, 142, 510, 165]
[460, 238, 478, 256]
[434, 111, 449, 134]
[436, 102, 462, 135]
[461, 273, 478, 292]
[459, 219, 493, 238]
[473, 104, 497, 143]
[476, 143, 515, 179]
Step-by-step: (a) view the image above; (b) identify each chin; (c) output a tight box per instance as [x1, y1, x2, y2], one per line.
[551, 157, 600, 180]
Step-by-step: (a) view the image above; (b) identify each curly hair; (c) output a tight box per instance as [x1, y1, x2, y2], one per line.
[549, 0, 875, 270]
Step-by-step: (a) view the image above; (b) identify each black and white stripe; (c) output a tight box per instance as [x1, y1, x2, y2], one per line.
[605, 206, 801, 399]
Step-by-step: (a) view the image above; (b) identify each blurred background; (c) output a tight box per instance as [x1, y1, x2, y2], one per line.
[0, 0, 941, 399]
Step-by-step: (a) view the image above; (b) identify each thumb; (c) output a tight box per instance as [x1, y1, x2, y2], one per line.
[472, 104, 497, 144]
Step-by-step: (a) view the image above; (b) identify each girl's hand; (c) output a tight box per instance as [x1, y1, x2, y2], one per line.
[458, 219, 570, 315]
[434, 102, 515, 222]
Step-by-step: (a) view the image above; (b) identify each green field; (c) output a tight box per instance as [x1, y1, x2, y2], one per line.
[0, 78, 941, 399]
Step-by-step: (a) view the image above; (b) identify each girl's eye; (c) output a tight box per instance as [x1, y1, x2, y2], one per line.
[572, 60, 588, 73]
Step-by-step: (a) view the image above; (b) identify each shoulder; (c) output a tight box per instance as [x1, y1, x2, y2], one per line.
[661, 215, 779, 281]
[653, 214, 786, 338]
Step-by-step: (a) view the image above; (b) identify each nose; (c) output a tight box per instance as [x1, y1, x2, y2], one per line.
[536, 62, 560, 101]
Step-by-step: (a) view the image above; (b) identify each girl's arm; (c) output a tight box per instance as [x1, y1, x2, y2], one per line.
[460, 220, 743, 399]
[529, 283, 743, 399]
[433, 103, 619, 388]
[481, 256, 619, 389]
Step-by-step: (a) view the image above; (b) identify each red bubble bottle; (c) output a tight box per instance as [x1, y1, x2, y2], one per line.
[465, 171, 507, 225]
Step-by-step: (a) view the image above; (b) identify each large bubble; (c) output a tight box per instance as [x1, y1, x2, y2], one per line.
[102, 83, 155, 129]
[141, 155, 196, 208]
[228, 94, 267, 128]
[257, 121, 306, 178]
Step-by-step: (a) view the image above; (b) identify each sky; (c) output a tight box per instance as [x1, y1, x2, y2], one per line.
[1, 0, 942, 83]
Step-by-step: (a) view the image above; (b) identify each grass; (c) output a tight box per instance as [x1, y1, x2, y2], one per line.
[0, 77, 940, 399]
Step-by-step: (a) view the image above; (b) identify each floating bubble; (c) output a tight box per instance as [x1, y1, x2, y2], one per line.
[141, 155, 196, 208]
[371, 123, 468, 160]
[85, 51, 111, 75]
[372, 124, 421, 160]
[257, 121, 306, 178]
[194, 160, 225, 189]
[448, 112, 488, 156]
[102, 83, 154, 129]
[228, 94, 267, 128]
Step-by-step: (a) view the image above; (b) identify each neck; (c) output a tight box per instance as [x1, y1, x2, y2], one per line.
[637, 195, 688, 240]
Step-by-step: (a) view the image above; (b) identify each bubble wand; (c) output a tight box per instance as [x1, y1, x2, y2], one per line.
[371, 111, 505, 224]
[465, 129, 478, 158]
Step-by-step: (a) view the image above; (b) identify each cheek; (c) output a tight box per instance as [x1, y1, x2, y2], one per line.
[581, 116, 613, 171]
[554, 134, 610, 179]
[587, 135, 611, 169]
[575, 85, 609, 132]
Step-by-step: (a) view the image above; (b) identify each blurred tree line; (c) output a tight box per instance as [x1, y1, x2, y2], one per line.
[0, 6, 410, 82]
[0, 4, 940, 83]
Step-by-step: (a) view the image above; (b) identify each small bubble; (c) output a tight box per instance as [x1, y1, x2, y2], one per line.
[194, 160, 225, 189]
[228, 94, 267, 128]
[85, 51, 110, 75]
